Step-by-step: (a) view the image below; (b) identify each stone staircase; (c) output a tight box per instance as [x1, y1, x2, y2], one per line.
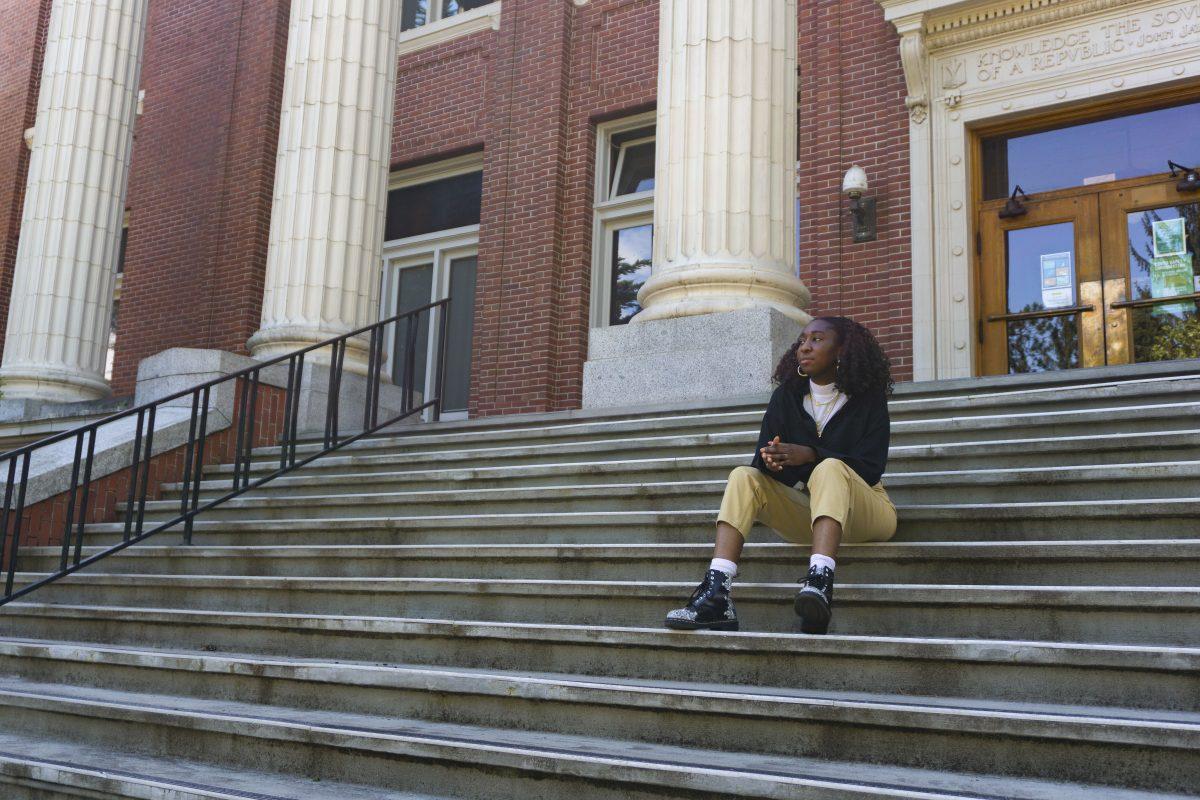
[2, 368, 1199, 798]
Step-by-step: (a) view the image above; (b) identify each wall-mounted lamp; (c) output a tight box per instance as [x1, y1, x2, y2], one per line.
[842, 165, 876, 243]
[1169, 160, 1200, 193]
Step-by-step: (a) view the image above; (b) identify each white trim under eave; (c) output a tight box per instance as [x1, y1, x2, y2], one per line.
[396, 2, 502, 58]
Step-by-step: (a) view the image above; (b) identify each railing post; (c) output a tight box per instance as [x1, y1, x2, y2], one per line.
[288, 353, 305, 468]
[231, 374, 251, 491]
[4, 453, 31, 599]
[60, 432, 85, 571]
[72, 428, 97, 566]
[179, 390, 201, 521]
[183, 386, 210, 545]
[1, 458, 17, 600]
[364, 325, 380, 432]
[433, 299, 451, 422]
[134, 406, 156, 539]
[122, 409, 146, 542]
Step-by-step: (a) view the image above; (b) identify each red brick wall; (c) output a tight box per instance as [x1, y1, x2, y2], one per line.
[0, 0, 51, 362]
[110, 0, 292, 395]
[797, 0, 913, 381]
[469, 0, 660, 416]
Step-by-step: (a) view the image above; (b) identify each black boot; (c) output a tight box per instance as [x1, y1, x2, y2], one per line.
[664, 569, 738, 631]
[794, 565, 834, 634]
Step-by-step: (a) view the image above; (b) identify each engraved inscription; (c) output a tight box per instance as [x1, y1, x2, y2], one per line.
[962, 0, 1200, 86]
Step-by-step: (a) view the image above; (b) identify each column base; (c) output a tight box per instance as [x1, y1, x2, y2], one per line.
[582, 307, 810, 409]
[0, 364, 111, 403]
[634, 264, 811, 325]
[247, 323, 371, 376]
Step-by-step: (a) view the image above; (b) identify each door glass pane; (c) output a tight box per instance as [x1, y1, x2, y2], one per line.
[982, 100, 1200, 199]
[394, 265, 433, 405]
[610, 224, 653, 325]
[1005, 222, 1081, 373]
[1126, 202, 1200, 363]
[443, 256, 477, 412]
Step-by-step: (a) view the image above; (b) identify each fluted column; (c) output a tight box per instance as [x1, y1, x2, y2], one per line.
[247, 0, 403, 370]
[636, 0, 809, 324]
[0, 0, 149, 401]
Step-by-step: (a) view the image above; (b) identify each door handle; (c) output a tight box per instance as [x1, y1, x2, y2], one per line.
[986, 305, 1095, 323]
[1109, 293, 1200, 310]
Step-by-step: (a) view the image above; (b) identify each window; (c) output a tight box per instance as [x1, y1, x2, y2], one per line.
[382, 153, 483, 418]
[401, 0, 496, 32]
[981, 99, 1200, 200]
[592, 113, 656, 328]
[105, 223, 128, 382]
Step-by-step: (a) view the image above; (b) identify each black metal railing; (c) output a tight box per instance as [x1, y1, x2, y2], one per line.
[0, 299, 451, 606]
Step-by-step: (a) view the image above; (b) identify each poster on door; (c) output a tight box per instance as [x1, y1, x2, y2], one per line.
[1149, 252, 1194, 318]
[1040, 252, 1074, 310]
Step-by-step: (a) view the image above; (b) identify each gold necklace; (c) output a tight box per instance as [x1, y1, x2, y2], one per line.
[810, 389, 841, 437]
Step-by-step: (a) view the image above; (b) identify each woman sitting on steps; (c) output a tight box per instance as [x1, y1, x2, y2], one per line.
[665, 316, 897, 635]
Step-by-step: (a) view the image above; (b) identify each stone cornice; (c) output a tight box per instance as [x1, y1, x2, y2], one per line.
[876, 0, 1147, 48]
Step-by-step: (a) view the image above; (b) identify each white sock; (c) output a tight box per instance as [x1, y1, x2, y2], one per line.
[809, 554, 836, 573]
[709, 558, 738, 579]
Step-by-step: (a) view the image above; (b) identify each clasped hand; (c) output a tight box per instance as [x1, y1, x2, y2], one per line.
[759, 436, 817, 472]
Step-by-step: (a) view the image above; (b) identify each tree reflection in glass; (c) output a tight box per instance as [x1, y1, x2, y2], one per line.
[610, 224, 652, 325]
[1007, 306, 1081, 373]
[1127, 202, 1200, 363]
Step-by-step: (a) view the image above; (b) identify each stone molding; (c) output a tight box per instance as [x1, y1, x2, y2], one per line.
[396, 2, 501, 58]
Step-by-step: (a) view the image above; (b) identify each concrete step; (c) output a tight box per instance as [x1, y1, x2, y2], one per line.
[0, 676, 1195, 798]
[17, 539, 1200, 585]
[77, 500, 1200, 547]
[171, 430, 1200, 499]
[5, 609, 1196, 712]
[136, 462, 1200, 523]
[16, 574, 1200, 644]
[1, 642, 1197, 796]
[0, 731, 435, 800]
[255, 374, 1200, 460]
[209, 419, 1200, 488]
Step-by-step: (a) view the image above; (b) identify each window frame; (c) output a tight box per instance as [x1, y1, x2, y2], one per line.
[398, 1, 501, 56]
[591, 112, 657, 329]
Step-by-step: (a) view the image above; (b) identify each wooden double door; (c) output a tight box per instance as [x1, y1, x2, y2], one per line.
[979, 176, 1200, 375]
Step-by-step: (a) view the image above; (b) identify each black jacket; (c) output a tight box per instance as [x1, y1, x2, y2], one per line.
[749, 378, 891, 488]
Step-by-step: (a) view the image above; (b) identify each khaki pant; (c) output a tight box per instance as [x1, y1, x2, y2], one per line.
[717, 462, 897, 544]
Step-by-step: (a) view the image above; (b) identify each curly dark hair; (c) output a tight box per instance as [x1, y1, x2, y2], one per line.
[772, 316, 894, 397]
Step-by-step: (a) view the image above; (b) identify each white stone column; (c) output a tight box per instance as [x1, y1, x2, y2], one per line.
[247, 0, 403, 371]
[0, 0, 149, 402]
[635, 0, 809, 324]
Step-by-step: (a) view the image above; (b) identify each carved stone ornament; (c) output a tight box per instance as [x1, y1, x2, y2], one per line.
[896, 16, 930, 125]
[941, 58, 966, 89]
